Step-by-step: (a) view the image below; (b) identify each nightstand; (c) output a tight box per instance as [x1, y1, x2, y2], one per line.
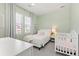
[50, 35, 55, 42]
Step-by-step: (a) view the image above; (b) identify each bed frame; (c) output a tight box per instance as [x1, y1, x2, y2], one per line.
[33, 39, 51, 50]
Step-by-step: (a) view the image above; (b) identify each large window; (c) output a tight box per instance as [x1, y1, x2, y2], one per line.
[16, 12, 23, 34]
[25, 16, 31, 33]
[16, 12, 31, 34]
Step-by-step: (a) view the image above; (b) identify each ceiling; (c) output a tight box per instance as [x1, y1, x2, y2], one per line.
[16, 3, 67, 15]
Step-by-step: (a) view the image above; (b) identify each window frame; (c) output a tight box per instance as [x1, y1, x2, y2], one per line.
[24, 16, 32, 33]
[15, 12, 23, 34]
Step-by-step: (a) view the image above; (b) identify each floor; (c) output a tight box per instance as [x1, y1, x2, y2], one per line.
[18, 41, 67, 56]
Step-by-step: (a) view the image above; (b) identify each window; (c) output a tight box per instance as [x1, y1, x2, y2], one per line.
[25, 16, 31, 33]
[16, 12, 23, 34]
[16, 12, 31, 34]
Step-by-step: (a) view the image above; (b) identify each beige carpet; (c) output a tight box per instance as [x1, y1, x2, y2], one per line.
[18, 42, 66, 56]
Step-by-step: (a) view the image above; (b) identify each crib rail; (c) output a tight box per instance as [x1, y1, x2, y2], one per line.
[55, 32, 78, 56]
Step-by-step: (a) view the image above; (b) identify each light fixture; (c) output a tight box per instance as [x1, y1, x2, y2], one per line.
[51, 25, 58, 36]
[60, 5, 64, 8]
[28, 3, 36, 7]
[31, 3, 36, 6]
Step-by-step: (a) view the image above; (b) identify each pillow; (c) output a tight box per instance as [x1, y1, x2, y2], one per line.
[38, 32, 45, 35]
[38, 29, 51, 36]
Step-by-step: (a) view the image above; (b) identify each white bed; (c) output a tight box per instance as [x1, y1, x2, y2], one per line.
[23, 29, 51, 48]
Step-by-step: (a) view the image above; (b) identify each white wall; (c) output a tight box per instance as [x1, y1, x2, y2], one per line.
[70, 4, 79, 54]
[37, 4, 71, 32]
[1, 3, 79, 38]
[71, 4, 79, 33]
[31, 14, 38, 34]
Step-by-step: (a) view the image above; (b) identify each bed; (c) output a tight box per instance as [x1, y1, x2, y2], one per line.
[23, 29, 51, 48]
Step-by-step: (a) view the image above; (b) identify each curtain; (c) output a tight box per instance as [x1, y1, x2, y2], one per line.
[4, 3, 10, 37]
[9, 4, 16, 38]
[4, 3, 16, 38]
[0, 4, 5, 37]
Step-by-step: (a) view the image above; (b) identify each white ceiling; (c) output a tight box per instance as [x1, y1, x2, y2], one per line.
[16, 3, 67, 15]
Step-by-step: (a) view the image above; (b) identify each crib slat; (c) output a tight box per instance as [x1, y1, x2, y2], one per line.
[55, 32, 78, 56]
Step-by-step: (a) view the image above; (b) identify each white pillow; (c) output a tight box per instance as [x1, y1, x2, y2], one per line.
[38, 29, 51, 36]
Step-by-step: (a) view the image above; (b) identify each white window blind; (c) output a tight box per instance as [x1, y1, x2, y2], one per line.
[16, 6, 32, 35]
[16, 12, 23, 34]
[25, 16, 31, 33]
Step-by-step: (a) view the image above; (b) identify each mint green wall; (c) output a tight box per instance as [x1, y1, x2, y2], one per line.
[70, 4, 79, 55]
[31, 14, 38, 34]
[71, 4, 79, 33]
[37, 4, 71, 32]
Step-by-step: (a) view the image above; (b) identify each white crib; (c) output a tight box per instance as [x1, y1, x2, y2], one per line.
[55, 31, 78, 56]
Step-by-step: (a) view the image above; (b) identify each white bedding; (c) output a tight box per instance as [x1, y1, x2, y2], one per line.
[23, 29, 51, 48]
[24, 34, 49, 47]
